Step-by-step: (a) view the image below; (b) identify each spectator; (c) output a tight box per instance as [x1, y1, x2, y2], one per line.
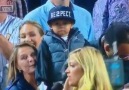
[5, 42, 46, 90]
[24, 0, 95, 45]
[1, 21, 44, 90]
[35, 6, 90, 90]
[99, 22, 129, 89]
[63, 46, 112, 90]
[0, 0, 22, 89]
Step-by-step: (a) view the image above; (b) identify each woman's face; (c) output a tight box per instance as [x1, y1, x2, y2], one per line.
[20, 24, 42, 48]
[65, 59, 84, 86]
[17, 46, 36, 74]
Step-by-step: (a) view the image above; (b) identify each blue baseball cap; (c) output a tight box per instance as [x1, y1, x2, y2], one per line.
[47, 6, 75, 25]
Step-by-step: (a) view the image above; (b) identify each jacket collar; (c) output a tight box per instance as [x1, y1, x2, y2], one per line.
[46, 27, 79, 39]
[7, 73, 35, 90]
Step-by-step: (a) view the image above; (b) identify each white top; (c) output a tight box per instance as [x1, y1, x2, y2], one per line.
[38, 82, 47, 90]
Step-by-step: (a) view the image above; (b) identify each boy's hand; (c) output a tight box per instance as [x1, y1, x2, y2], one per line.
[123, 83, 129, 90]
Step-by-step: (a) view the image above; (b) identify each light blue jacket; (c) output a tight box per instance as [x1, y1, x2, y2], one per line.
[24, 0, 95, 44]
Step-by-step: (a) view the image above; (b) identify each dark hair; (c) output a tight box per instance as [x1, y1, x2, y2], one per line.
[105, 22, 129, 48]
[116, 25, 129, 47]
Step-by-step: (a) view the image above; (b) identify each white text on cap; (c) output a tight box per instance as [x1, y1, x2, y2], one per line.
[51, 11, 71, 18]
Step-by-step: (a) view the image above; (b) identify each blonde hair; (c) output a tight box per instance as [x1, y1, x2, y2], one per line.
[68, 46, 112, 90]
[7, 42, 37, 83]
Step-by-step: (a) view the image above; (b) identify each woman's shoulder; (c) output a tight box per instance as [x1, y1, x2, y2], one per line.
[5, 85, 19, 90]
[5, 74, 35, 90]
[5, 80, 20, 90]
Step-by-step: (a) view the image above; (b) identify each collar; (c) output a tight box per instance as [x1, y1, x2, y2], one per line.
[13, 73, 35, 90]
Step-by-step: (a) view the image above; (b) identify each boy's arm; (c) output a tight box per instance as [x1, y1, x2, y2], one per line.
[35, 39, 52, 88]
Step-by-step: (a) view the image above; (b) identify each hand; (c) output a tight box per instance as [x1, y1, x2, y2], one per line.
[123, 83, 129, 90]
[63, 78, 72, 90]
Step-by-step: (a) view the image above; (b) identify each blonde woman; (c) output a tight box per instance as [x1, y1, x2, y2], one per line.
[64, 46, 112, 90]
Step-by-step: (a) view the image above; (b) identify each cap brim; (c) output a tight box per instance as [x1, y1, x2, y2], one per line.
[47, 17, 75, 25]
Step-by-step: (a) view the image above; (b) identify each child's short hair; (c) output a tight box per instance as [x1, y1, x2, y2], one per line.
[47, 6, 75, 25]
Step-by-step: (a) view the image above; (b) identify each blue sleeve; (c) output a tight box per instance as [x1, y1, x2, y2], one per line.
[93, 0, 108, 41]
[23, 8, 49, 32]
[23, 9, 42, 26]
[87, 13, 96, 46]
[23, 9, 37, 21]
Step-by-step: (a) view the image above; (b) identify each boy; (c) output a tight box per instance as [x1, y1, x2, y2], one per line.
[24, 0, 95, 45]
[35, 6, 90, 89]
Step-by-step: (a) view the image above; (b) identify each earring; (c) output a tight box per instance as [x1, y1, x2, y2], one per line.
[18, 69, 22, 73]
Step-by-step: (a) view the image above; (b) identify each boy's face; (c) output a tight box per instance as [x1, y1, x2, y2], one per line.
[50, 19, 73, 37]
